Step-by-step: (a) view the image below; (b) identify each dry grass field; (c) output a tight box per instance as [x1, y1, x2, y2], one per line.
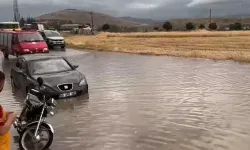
[65, 30, 250, 63]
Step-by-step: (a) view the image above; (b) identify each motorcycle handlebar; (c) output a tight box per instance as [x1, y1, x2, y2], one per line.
[30, 84, 52, 101]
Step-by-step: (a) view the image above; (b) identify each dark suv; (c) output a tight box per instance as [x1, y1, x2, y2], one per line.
[39, 30, 65, 50]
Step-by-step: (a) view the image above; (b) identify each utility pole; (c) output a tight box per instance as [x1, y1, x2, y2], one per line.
[90, 12, 94, 28]
[89, 12, 94, 34]
[13, 0, 20, 22]
[240, 2, 243, 25]
[209, 9, 212, 24]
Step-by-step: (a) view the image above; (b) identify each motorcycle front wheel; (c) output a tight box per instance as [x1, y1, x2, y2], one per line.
[19, 123, 53, 150]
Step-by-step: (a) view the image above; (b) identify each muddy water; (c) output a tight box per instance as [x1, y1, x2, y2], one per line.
[1, 49, 250, 150]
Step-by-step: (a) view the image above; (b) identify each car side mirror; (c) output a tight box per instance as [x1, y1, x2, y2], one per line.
[73, 65, 79, 69]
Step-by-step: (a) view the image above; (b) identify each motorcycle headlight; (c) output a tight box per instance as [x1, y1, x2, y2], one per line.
[39, 85, 53, 92]
[79, 79, 86, 86]
[40, 85, 46, 90]
[47, 106, 55, 116]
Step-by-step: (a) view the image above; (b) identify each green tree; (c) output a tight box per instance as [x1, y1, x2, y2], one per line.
[154, 27, 159, 31]
[229, 22, 242, 30]
[208, 22, 217, 30]
[186, 22, 195, 30]
[26, 17, 36, 24]
[19, 17, 25, 27]
[162, 21, 172, 31]
[199, 24, 205, 29]
[102, 23, 110, 31]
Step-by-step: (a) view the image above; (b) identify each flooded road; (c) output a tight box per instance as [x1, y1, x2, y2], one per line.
[1, 49, 250, 150]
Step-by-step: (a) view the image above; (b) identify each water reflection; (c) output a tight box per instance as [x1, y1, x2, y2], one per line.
[0, 50, 250, 150]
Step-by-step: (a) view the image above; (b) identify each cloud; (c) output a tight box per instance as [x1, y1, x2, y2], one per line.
[0, 0, 250, 22]
[187, 0, 250, 7]
[125, 3, 158, 9]
[187, 0, 225, 7]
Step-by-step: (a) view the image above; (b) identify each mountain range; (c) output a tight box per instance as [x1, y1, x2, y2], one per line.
[36, 9, 250, 29]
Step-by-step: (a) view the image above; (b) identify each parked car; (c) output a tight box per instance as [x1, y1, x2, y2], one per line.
[0, 30, 49, 59]
[10, 54, 88, 99]
[39, 30, 65, 50]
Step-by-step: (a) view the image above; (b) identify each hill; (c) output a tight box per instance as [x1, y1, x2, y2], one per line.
[36, 9, 140, 27]
[36, 9, 250, 31]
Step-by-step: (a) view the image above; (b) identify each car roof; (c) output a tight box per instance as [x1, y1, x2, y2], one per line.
[20, 54, 64, 61]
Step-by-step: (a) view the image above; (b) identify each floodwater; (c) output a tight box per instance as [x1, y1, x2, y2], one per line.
[1, 49, 250, 150]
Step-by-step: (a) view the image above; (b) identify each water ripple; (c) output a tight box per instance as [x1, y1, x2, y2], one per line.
[0, 50, 250, 150]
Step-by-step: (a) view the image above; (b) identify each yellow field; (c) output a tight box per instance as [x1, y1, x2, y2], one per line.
[65, 31, 250, 63]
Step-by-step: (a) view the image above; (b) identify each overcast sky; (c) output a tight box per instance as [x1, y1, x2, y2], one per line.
[0, 0, 250, 21]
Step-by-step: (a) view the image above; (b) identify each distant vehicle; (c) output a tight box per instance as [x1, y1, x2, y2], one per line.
[31, 22, 45, 31]
[22, 23, 45, 31]
[60, 24, 80, 31]
[0, 30, 49, 59]
[10, 54, 88, 99]
[39, 30, 65, 50]
[0, 22, 21, 31]
[22, 24, 32, 30]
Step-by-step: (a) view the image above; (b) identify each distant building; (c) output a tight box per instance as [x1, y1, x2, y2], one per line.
[218, 25, 230, 31]
[243, 25, 250, 30]
[60, 24, 80, 31]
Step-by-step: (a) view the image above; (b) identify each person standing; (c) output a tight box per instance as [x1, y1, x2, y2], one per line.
[0, 71, 17, 150]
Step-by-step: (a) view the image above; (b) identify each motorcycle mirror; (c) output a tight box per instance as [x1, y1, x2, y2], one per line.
[37, 77, 43, 86]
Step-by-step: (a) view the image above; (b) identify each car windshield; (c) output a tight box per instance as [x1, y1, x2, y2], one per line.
[18, 33, 44, 42]
[29, 58, 72, 75]
[44, 30, 61, 37]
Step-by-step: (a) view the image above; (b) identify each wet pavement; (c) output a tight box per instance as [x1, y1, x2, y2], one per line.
[1, 49, 250, 150]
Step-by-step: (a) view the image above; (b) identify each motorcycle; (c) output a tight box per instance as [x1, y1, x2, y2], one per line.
[13, 77, 57, 150]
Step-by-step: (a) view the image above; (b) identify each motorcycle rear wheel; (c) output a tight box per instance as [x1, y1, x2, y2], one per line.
[19, 123, 53, 150]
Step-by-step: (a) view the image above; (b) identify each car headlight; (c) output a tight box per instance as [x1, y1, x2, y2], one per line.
[43, 48, 48, 51]
[23, 49, 29, 52]
[79, 79, 86, 86]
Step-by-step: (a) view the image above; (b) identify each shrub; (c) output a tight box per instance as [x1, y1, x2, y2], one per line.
[199, 24, 205, 29]
[162, 21, 172, 31]
[154, 27, 159, 31]
[229, 22, 242, 30]
[186, 22, 195, 30]
[209, 23, 217, 30]
[102, 23, 110, 31]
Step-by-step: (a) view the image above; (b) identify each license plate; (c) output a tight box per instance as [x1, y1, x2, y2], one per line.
[59, 91, 77, 98]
